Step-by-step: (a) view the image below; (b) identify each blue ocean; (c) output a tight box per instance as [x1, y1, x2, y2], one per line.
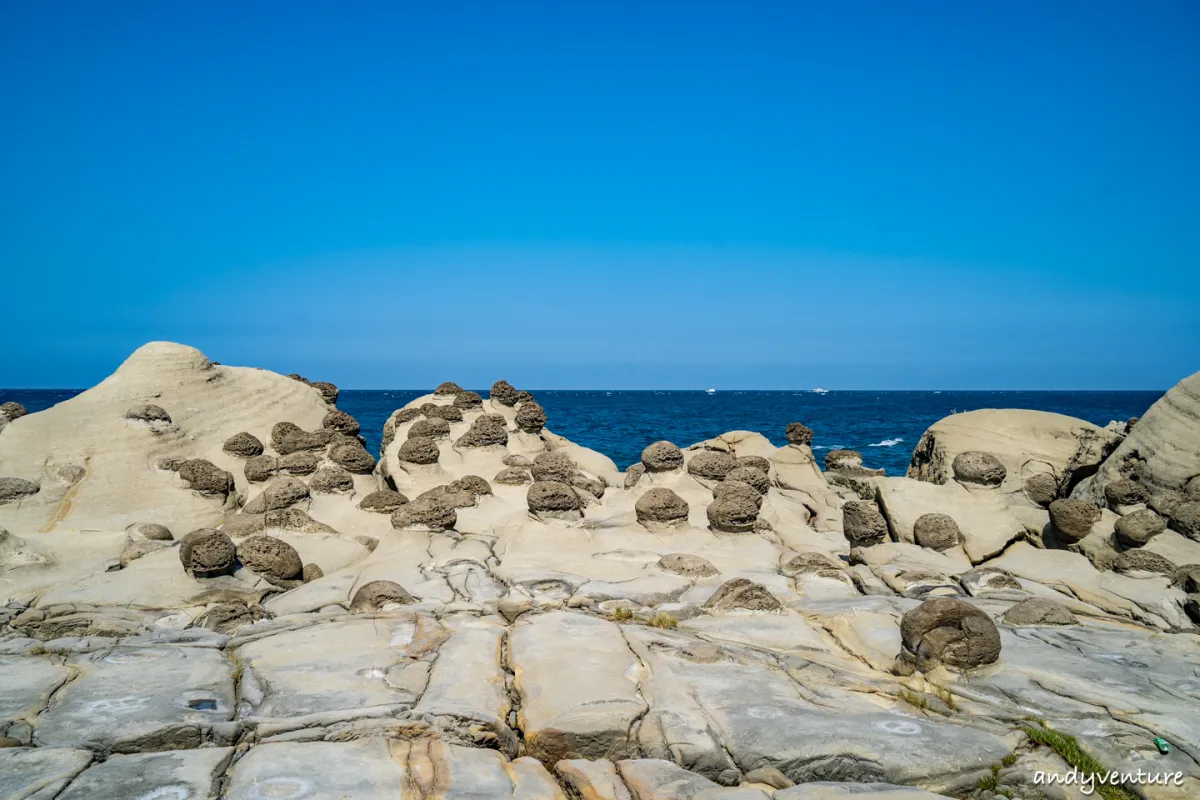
[2, 389, 1160, 476]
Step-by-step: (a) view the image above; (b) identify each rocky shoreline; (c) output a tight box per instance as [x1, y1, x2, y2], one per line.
[1, 341, 1198, 799]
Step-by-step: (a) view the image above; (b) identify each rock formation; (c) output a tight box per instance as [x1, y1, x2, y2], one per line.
[1, 346, 1198, 799]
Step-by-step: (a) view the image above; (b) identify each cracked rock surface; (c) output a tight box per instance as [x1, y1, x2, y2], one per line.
[1, 344, 1198, 799]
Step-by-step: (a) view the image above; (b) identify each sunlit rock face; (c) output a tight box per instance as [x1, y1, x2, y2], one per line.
[1, 346, 1198, 799]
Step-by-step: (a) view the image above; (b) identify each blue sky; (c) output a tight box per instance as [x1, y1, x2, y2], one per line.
[2, 1, 1197, 389]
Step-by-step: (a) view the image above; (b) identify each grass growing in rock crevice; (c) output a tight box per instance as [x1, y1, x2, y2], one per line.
[1021, 722, 1139, 800]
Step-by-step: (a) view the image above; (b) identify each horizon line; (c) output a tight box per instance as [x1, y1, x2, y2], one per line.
[1, 386, 1169, 394]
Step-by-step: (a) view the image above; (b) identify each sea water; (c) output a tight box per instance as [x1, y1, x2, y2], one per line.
[4, 389, 1159, 476]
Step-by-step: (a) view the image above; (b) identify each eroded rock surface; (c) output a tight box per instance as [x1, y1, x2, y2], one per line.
[1, 346, 1198, 800]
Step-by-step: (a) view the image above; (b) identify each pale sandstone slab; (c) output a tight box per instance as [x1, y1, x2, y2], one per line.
[557, 758, 634, 800]
[775, 783, 953, 800]
[509, 610, 646, 763]
[907, 408, 1120, 495]
[57, 747, 234, 800]
[0, 656, 71, 729]
[0, 747, 93, 800]
[225, 738, 565, 799]
[412, 614, 513, 750]
[35, 645, 235, 752]
[235, 613, 445, 720]
[875, 478, 1025, 563]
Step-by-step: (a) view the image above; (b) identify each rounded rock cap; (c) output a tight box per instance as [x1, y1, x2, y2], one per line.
[641, 441, 684, 472]
[687, 450, 738, 481]
[515, 402, 547, 433]
[490, 380, 519, 406]
[658, 553, 718, 577]
[1048, 499, 1101, 543]
[453, 390, 484, 409]
[635, 487, 689, 526]
[784, 422, 814, 446]
[952, 451, 1006, 486]
[913, 512, 961, 551]
[179, 529, 236, 578]
[899, 597, 1001, 672]
[398, 436, 441, 465]
[350, 580, 415, 612]
[1002, 597, 1077, 626]
[223, 432, 264, 458]
[1023, 473, 1058, 507]
[237, 535, 303, 583]
[526, 481, 581, 513]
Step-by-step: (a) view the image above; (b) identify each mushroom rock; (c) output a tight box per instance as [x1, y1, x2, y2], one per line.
[686, 450, 738, 481]
[515, 402, 547, 434]
[423, 403, 464, 422]
[736, 455, 772, 475]
[495, 467, 532, 485]
[329, 443, 377, 474]
[896, 597, 1001, 674]
[455, 414, 509, 447]
[453, 390, 484, 410]
[223, 432, 264, 458]
[390, 495, 457, 531]
[309, 466, 354, 494]
[635, 488, 689, 529]
[350, 580, 415, 612]
[913, 512, 961, 551]
[784, 422, 814, 446]
[725, 466, 769, 495]
[309, 381, 339, 405]
[490, 380, 520, 406]
[1047, 499, 1101, 543]
[409, 417, 450, 439]
[358, 489, 409, 513]
[704, 578, 782, 612]
[1113, 550, 1176, 578]
[178, 459, 234, 497]
[1113, 508, 1167, 548]
[1023, 472, 1058, 507]
[237, 535, 303, 583]
[641, 441, 684, 472]
[277, 452, 320, 476]
[952, 451, 1007, 487]
[658, 553, 718, 577]
[0, 401, 29, 422]
[1002, 597, 1078, 626]
[526, 481, 581, 520]
[531, 452, 577, 483]
[0, 477, 40, 504]
[706, 492, 759, 533]
[398, 436, 441, 465]
[244, 455, 279, 483]
[322, 408, 361, 436]
[1104, 478, 1149, 509]
[842, 500, 889, 547]
[244, 476, 310, 513]
[179, 528, 237, 578]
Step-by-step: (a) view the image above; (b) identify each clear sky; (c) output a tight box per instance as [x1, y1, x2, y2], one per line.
[2, 1, 1197, 390]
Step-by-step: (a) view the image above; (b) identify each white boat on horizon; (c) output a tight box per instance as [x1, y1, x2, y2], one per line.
[705, 388, 717, 394]
[812, 387, 829, 394]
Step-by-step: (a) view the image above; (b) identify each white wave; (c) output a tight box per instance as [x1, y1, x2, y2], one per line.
[867, 437, 904, 447]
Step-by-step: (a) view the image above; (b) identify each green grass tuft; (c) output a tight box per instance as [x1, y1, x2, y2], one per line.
[1022, 722, 1139, 800]
[898, 688, 929, 710]
[647, 612, 678, 629]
